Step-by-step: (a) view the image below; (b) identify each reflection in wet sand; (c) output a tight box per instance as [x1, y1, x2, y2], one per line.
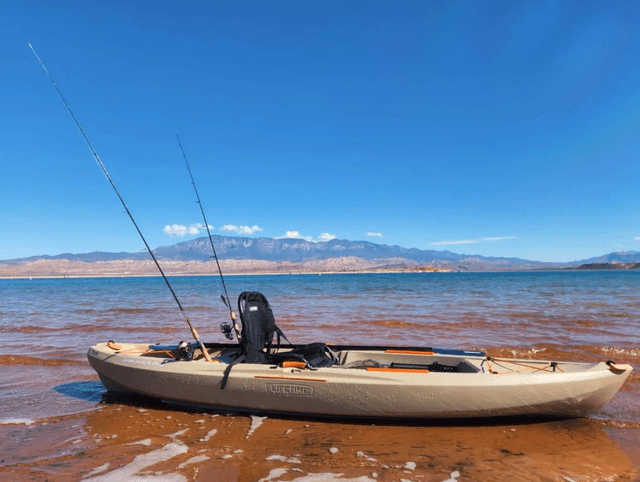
[0, 398, 637, 482]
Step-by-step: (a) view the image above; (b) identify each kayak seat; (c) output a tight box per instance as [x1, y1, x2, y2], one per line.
[236, 291, 338, 367]
[221, 291, 336, 389]
[237, 291, 289, 364]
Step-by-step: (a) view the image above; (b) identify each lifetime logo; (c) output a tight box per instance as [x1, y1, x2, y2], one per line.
[266, 384, 314, 396]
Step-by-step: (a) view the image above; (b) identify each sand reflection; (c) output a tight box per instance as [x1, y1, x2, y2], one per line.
[1, 398, 636, 482]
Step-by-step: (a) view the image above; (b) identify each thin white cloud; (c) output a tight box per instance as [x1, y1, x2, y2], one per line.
[635, 237, 640, 242]
[366, 232, 383, 238]
[431, 236, 518, 246]
[431, 239, 475, 246]
[319, 232, 337, 242]
[482, 236, 517, 242]
[222, 225, 263, 235]
[164, 223, 213, 237]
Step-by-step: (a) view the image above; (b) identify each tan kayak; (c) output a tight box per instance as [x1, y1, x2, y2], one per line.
[88, 341, 632, 419]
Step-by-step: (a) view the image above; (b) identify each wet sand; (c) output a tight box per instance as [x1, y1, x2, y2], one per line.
[1, 394, 639, 482]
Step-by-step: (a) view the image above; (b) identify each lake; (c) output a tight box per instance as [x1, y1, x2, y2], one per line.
[1, 271, 639, 481]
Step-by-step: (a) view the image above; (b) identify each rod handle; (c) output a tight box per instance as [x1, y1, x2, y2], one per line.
[229, 310, 242, 341]
[191, 327, 214, 363]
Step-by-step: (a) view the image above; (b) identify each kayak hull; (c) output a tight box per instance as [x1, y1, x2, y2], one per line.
[88, 342, 632, 419]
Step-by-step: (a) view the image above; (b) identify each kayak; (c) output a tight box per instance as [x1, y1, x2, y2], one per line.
[87, 340, 632, 419]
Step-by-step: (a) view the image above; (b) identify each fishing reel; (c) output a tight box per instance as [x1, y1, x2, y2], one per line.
[177, 340, 194, 361]
[220, 322, 234, 340]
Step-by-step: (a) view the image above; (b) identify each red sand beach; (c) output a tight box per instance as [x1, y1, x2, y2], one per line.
[1, 392, 639, 482]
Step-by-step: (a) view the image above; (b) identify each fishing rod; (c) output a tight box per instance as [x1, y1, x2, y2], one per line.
[29, 43, 214, 363]
[175, 135, 241, 341]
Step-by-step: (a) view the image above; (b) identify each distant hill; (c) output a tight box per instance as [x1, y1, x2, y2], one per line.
[2, 235, 566, 272]
[576, 262, 640, 270]
[0, 251, 146, 265]
[574, 251, 640, 265]
[152, 236, 560, 270]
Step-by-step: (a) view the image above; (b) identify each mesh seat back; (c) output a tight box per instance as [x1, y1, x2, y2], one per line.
[238, 291, 276, 363]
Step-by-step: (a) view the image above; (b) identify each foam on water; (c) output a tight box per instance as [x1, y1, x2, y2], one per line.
[356, 451, 378, 462]
[260, 468, 290, 481]
[166, 428, 189, 439]
[442, 471, 461, 482]
[177, 455, 209, 468]
[128, 438, 152, 446]
[0, 418, 36, 426]
[83, 441, 188, 482]
[82, 463, 110, 479]
[199, 428, 217, 442]
[247, 415, 267, 438]
[260, 469, 376, 482]
[266, 454, 302, 464]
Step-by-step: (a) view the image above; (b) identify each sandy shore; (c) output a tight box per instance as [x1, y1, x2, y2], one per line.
[0, 258, 451, 280]
[1, 394, 638, 482]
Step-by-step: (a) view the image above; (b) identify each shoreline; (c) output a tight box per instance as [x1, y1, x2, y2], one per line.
[4, 267, 640, 280]
[1, 402, 638, 482]
[0, 268, 453, 280]
[0, 256, 454, 280]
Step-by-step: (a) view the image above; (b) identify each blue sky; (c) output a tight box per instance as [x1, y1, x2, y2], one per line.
[2, 1, 639, 263]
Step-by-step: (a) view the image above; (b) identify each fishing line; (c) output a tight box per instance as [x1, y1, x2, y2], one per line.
[29, 43, 213, 363]
[176, 135, 241, 341]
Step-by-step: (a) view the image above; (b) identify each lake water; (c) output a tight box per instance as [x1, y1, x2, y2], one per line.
[1, 271, 639, 481]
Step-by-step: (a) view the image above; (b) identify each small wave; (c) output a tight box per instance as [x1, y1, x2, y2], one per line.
[507, 312, 540, 319]
[482, 344, 640, 365]
[369, 319, 429, 330]
[601, 346, 640, 358]
[602, 312, 634, 318]
[0, 323, 180, 335]
[0, 354, 85, 367]
[0, 325, 58, 334]
[311, 324, 348, 332]
[62, 323, 181, 334]
[185, 306, 214, 312]
[592, 418, 640, 429]
[75, 307, 171, 316]
[570, 319, 599, 327]
[453, 319, 519, 330]
[0, 418, 36, 426]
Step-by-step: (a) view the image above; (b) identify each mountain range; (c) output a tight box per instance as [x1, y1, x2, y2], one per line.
[4, 235, 640, 273]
